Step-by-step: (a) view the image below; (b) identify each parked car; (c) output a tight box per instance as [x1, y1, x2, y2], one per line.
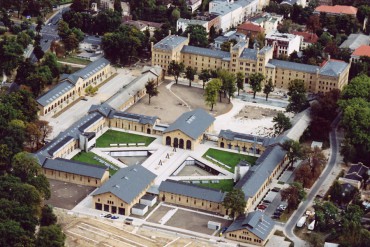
[278, 205, 287, 210]
[258, 204, 267, 210]
[272, 215, 280, 219]
[111, 215, 119, 219]
[104, 214, 112, 218]
[272, 187, 281, 192]
[99, 213, 105, 218]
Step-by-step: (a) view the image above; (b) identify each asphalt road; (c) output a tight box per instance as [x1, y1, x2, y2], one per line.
[284, 114, 341, 246]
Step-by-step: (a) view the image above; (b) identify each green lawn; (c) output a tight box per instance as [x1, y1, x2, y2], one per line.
[96, 130, 155, 147]
[203, 148, 257, 172]
[58, 56, 92, 65]
[196, 179, 234, 192]
[72, 152, 118, 175]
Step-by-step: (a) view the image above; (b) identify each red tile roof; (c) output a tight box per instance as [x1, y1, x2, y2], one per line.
[237, 22, 264, 33]
[292, 31, 318, 43]
[315, 5, 358, 15]
[352, 45, 370, 57]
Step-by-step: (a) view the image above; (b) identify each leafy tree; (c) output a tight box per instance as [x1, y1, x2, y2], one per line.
[0, 36, 24, 75]
[249, 72, 264, 99]
[0, 220, 32, 247]
[94, 10, 122, 34]
[16, 31, 32, 49]
[282, 139, 304, 167]
[286, 79, 308, 113]
[236, 72, 244, 96]
[263, 77, 274, 101]
[220, 39, 237, 52]
[36, 16, 43, 34]
[222, 189, 246, 219]
[114, 0, 123, 14]
[41, 52, 60, 79]
[33, 44, 45, 61]
[184, 25, 208, 47]
[0, 144, 11, 173]
[204, 78, 222, 111]
[224, 72, 236, 103]
[70, 0, 89, 12]
[15, 59, 36, 84]
[185, 66, 196, 87]
[36, 225, 66, 247]
[294, 163, 313, 188]
[85, 85, 98, 95]
[272, 112, 292, 135]
[168, 60, 185, 84]
[306, 15, 321, 36]
[145, 79, 158, 104]
[281, 182, 306, 211]
[199, 69, 211, 89]
[171, 8, 180, 23]
[40, 205, 57, 226]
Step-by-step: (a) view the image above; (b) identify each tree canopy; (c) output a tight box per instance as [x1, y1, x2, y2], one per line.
[183, 25, 208, 48]
[286, 79, 308, 113]
[222, 189, 246, 218]
[249, 73, 264, 99]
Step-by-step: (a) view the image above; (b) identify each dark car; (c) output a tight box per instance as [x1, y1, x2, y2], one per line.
[272, 187, 281, 192]
[258, 204, 267, 210]
[274, 211, 282, 216]
[104, 214, 112, 218]
[272, 215, 280, 219]
[111, 215, 119, 219]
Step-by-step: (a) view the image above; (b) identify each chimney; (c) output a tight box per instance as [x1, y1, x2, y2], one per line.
[169, 30, 171, 36]
[327, 54, 331, 61]
[260, 214, 264, 222]
[187, 32, 191, 43]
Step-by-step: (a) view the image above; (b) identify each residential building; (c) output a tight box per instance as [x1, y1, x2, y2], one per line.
[122, 20, 163, 33]
[100, 0, 130, 16]
[237, 22, 265, 38]
[340, 33, 370, 51]
[209, 0, 243, 31]
[351, 45, 370, 61]
[225, 211, 275, 246]
[250, 13, 283, 35]
[42, 158, 110, 187]
[265, 31, 301, 57]
[158, 180, 227, 215]
[92, 165, 156, 215]
[151, 34, 350, 94]
[176, 18, 209, 33]
[280, 0, 306, 8]
[162, 108, 215, 150]
[214, 31, 246, 49]
[186, 0, 202, 12]
[338, 163, 369, 189]
[291, 31, 318, 50]
[318, 0, 332, 5]
[37, 57, 112, 116]
[78, 36, 104, 62]
[314, 5, 358, 17]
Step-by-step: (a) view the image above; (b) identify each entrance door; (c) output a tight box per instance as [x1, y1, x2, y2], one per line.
[186, 140, 192, 150]
[118, 207, 125, 215]
[174, 138, 179, 148]
[166, 136, 171, 146]
[179, 139, 184, 149]
[111, 206, 117, 214]
[95, 203, 102, 210]
[104, 204, 109, 212]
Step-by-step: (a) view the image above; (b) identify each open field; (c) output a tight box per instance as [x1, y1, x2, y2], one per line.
[196, 179, 234, 192]
[203, 148, 257, 172]
[72, 151, 118, 175]
[96, 130, 155, 147]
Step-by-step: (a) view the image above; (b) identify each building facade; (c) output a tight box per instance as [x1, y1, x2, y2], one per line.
[265, 31, 301, 57]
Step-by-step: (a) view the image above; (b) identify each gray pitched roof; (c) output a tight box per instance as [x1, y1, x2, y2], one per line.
[240, 48, 258, 60]
[339, 34, 370, 50]
[112, 112, 157, 125]
[92, 165, 156, 204]
[348, 163, 368, 177]
[181, 45, 230, 59]
[73, 57, 110, 80]
[47, 136, 74, 156]
[37, 81, 74, 106]
[43, 158, 107, 179]
[268, 59, 319, 74]
[78, 114, 104, 132]
[219, 129, 268, 146]
[319, 60, 348, 77]
[235, 145, 287, 199]
[158, 180, 226, 203]
[163, 108, 215, 139]
[226, 211, 275, 240]
[153, 35, 188, 51]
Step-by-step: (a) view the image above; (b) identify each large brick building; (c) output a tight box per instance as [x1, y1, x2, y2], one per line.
[151, 35, 350, 94]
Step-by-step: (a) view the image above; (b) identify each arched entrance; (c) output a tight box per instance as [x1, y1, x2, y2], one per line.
[165, 136, 171, 146]
[186, 140, 192, 150]
[179, 139, 184, 149]
[220, 142, 224, 148]
[147, 128, 151, 134]
[174, 138, 179, 148]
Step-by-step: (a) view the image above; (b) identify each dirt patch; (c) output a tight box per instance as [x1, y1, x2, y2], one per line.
[126, 80, 232, 124]
[147, 205, 172, 223]
[235, 105, 283, 120]
[165, 209, 232, 235]
[45, 179, 95, 210]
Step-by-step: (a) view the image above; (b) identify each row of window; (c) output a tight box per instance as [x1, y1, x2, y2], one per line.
[46, 169, 98, 184]
[168, 194, 220, 209]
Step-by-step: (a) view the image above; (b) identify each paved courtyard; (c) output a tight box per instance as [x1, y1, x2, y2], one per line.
[46, 179, 96, 210]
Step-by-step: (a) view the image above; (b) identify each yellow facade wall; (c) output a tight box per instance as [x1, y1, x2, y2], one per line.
[226, 228, 272, 246]
[43, 168, 109, 187]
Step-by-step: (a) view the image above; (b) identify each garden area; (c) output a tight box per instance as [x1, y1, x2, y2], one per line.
[196, 179, 234, 192]
[203, 148, 257, 172]
[96, 130, 155, 147]
[57, 56, 92, 66]
[72, 152, 118, 175]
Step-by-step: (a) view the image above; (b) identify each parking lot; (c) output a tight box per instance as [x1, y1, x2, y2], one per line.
[45, 179, 96, 210]
[255, 188, 287, 221]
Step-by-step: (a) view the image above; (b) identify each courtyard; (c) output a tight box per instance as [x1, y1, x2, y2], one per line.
[96, 129, 155, 147]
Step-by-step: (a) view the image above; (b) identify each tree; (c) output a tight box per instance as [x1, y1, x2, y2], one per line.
[94, 10, 122, 34]
[36, 225, 66, 247]
[114, 0, 123, 14]
[185, 66, 196, 87]
[272, 113, 292, 135]
[224, 72, 236, 103]
[70, 0, 89, 12]
[36, 16, 43, 34]
[220, 40, 237, 52]
[204, 78, 222, 111]
[199, 69, 211, 89]
[306, 15, 321, 37]
[15, 59, 35, 84]
[222, 189, 246, 218]
[33, 44, 45, 61]
[85, 85, 98, 95]
[282, 140, 304, 167]
[263, 78, 274, 101]
[184, 25, 208, 47]
[40, 205, 57, 226]
[249, 73, 264, 99]
[281, 182, 306, 211]
[16, 31, 32, 49]
[145, 79, 158, 104]
[41, 52, 60, 79]
[286, 79, 308, 113]
[168, 61, 185, 84]
[308, 233, 325, 247]
[0, 36, 24, 75]
[236, 72, 244, 96]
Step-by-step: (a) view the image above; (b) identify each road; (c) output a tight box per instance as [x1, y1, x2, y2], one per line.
[283, 114, 341, 246]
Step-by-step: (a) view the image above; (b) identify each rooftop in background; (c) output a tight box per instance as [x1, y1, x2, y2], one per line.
[314, 5, 358, 16]
[339, 34, 370, 50]
[123, 20, 164, 30]
[92, 165, 156, 204]
[266, 31, 299, 42]
[226, 211, 275, 240]
[237, 22, 264, 33]
[291, 31, 318, 44]
[163, 108, 215, 140]
[181, 45, 231, 59]
[351, 45, 370, 57]
[82, 35, 102, 46]
[158, 180, 225, 203]
[177, 18, 208, 26]
[153, 35, 188, 51]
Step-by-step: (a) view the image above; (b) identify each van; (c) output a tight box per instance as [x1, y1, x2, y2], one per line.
[124, 218, 133, 225]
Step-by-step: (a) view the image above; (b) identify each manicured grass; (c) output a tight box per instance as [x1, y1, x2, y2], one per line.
[72, 152, 118, 175]
[58, 56, 92, 65]
[196, 179, 234, 192]
[96, 130, 155, 147]
[203, 148, 257, 172]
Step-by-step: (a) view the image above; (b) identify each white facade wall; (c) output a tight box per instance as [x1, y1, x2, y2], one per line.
[131, 206, 148, 216]
[287, 35, 301, 55]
